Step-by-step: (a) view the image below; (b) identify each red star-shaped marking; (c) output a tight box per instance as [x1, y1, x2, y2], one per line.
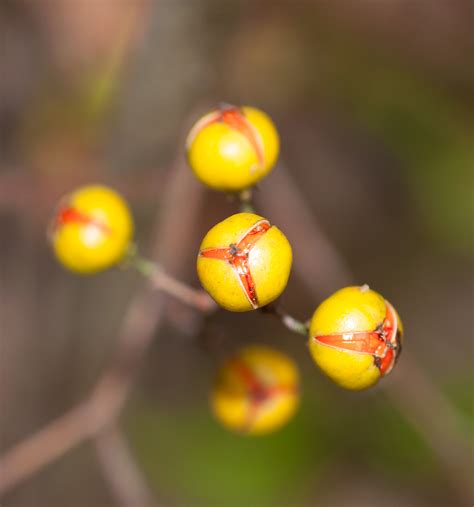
[199, 220, 271, 308]
[228, 357, 297, 433]
[312, 301, 402, 375]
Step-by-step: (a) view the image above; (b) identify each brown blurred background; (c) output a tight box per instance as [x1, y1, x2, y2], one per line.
[1, 1, 473, 506]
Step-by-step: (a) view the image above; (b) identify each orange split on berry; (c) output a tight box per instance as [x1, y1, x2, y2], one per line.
[53, 206, 111, 236]
[314, 300, 401, 377]
[308, 286, 403, 390]
[186, 104, 279, 191]
[49, 185, 133, 274]
[211, 345, 300, 435]
[200, 219, 270, 309]
[188, 105, 265, 167]
[197, 213, 292, 312]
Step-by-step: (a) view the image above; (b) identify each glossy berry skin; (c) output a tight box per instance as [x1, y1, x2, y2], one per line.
[211, 345, 300, 435]
[197, 213, 292, 312]
[49, 185, 133, 274]
[186, 104, 279, 191]
[308, 286, 403, 391]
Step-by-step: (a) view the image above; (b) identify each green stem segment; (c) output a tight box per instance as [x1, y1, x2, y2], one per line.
[260, 303, 309, 336]
[238, 189, 256, 213]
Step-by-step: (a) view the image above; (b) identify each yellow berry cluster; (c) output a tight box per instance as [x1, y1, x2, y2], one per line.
[49, 103, 403, 436]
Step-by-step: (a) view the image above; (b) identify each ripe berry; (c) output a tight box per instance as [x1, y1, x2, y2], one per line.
[186, 104, 279, 191]
[197, 213, 292, 312]
[49, 185, 133, 274]
[308, 285, 403, 390]
[211, 345, 300, 435]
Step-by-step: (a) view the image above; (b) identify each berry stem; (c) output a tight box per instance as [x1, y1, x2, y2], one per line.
[238, 188, 256, 213]
[127, 247, 216, 313]
[260, 303, 309, 336]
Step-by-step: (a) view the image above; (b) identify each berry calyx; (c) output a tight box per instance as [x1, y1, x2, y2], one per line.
[308, 285, 403, 390]
[197, 213, 292, 312]
[186, 104, 279, 191]
[49, 185, 133, 274]
[211, 345, 300, 435]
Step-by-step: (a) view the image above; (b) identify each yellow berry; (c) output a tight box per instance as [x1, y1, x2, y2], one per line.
[49, 185, 133, 274]
[210, 345, 300, 435]
[197, 213, 292, 312]
[308, 285, 403, 390]
[186, 104, 279, 191]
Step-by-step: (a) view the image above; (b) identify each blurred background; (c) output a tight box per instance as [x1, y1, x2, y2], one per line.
[1, 1, 473, 506]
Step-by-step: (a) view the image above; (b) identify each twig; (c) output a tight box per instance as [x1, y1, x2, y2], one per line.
[260, 303, 309, 335]
[95, 425, 155, 507]
[128, 250, 216, 313]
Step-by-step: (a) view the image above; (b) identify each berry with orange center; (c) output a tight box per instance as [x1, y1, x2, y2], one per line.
[197, 213, 292, 312]
[308, 285, 403, 390]
[49, 185, 133, 274]
[211, 345, 300, 435]
[186, 104, 279, 191]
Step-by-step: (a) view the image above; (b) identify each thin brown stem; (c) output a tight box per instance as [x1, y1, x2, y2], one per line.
[128, 251, 216, 313]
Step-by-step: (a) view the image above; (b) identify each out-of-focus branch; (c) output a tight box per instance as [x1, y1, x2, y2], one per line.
[258, 163, 352, 298]
[0, 154, 206, 497]
[95, 425, 155, 507]
[0, 401, 98, 494]
[259, 162, 474, 503]
[384, 355, 474, 502]
[0, 280, 164, 495]
[149, 132, 212, 337]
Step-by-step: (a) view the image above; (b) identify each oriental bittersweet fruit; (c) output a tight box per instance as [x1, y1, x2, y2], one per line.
[211, 345, 300, 435]
[186, 104, 279, 191]
[197, 213, 292, 312]
[308, 285, 403, 390]
[49, 185, 133, 274]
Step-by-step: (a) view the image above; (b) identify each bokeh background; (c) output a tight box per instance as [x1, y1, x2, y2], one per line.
[1, 1, 473, 506]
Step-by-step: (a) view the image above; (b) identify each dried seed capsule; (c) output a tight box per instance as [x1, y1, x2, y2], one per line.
[49, 185, 133, 274]
[197, 213, 292, 311]
[186, 104, 279, 191]
[211, 345, 300, 435]
[308, 285, 403, 390]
